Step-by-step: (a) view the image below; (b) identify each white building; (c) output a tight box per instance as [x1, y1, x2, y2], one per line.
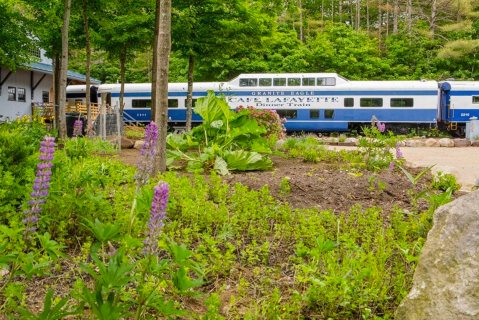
[0, 48, 100, 121]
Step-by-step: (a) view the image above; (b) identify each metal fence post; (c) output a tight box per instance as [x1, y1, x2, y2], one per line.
[116, 101, 121, 153]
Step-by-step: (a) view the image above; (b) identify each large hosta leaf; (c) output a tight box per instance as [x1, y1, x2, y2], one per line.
[224, 150, 273, 171]
[194, 91, 233, 125]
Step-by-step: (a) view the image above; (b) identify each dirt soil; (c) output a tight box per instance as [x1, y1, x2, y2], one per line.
[118, 148, 441, 215]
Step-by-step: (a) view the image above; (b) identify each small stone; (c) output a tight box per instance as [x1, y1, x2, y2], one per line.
[454, 139, 471, 147]
[472, 141, 479, 147]
[134, 140, 145, 150]
[425, 138, 440, 147]
[438, 138, 454, 147]
[406, 140, 425, 147]
[120, 137, 134, 149]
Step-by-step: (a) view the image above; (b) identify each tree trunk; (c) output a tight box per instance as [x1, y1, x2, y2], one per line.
[186, 54, 194, 132]
[339, 0, 342, 22]
[150, 0, 161, 122]
[356, 0, 361, 31]
[331, 0, 334, 22]
[430, 0, 437, 38]
[321, 0, 324, 27]
[82, 0, 92, 134]
[367, 0, 370, 33]
[386, 0, 389, 36]
[119, 45, 126, 115]
[378, 0, 383, 52]
[407, 0, 412, 39]
[59, 0, 71, 140]
[52, 53, 58, 128]
[350, 0, 354, 28]
[155, 0, 171, 173]
[299, 0, 303, 41]
[393, 0, 399, 34]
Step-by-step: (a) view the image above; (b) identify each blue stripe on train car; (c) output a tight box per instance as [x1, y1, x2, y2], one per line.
[112, 90, 438, 98]
[444, 109, 479, 122]
[449, 91, 479, 96]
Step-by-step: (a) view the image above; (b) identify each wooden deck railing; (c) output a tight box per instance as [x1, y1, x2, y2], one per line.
[31, 102, 110, 122]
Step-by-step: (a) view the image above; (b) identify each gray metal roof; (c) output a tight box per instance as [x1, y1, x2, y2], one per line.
[28, 62, 101, 84]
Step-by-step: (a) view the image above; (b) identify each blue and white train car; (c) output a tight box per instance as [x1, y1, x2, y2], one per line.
[93, 73, 439, 133]
[66, 85, 99, 106]
[439, 81, 479, 135]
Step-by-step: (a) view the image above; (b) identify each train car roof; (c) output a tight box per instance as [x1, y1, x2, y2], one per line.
[440, 81, 479, 90]
[98, 82, 224, 93]
[346, 80, 438, 90]
[66, 85, 98, 93]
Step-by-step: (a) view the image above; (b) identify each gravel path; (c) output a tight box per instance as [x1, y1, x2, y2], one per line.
[330, 146, 479, 191]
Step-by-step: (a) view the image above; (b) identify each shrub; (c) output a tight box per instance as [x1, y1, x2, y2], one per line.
[236, 106, 287, 142]
[431, 171, 461, 193]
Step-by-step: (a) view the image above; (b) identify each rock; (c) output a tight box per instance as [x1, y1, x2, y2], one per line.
[396, 192, 479, 320]
[438, 138, 454, 147]
[472, 141, 479, 147]
[340, 137, 358, 146]
[133, 140, 145, 150]
[425, 138, 440, 147]
[398, 140, 406, 147]
[454, 139, 471, 147]
[120, 137, 134, 149]
[405, 140, 425, 147]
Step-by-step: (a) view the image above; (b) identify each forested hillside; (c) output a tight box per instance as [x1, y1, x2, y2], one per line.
[7, 0, 479, 83]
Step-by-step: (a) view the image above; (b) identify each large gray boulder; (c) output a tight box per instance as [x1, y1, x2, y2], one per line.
[425, 138, 440, 147]
[396, 191, 479, 320]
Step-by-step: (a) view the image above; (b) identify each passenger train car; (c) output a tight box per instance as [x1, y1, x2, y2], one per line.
[66, 73, 479, 135]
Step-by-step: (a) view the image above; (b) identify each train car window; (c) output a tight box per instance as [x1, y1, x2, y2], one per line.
[317, 77, 336, 86]
[192, 99, 197, 108]
[239, 78, 258, 87]
[325, 110, 334, 118]
[310, 110, 320, 118]
[276, 109, 297, 119]
[344, 98, 354, 107]
[360, 98, 383, 107]
[168, 99, 179, 108]
[302, 78, 315, 86]
[259, 78, 272, 86]
[273, 78, 286, 86]
[288, 78, 301, 86]
[473, 96, 479, 104]
[391, 98, 414, 107]
[132, 99, 152, 108]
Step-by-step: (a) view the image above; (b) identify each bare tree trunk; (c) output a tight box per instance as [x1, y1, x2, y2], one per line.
[52, 53, 57, 128]
[59, 0, 71, 140]
[155, 0, 171, 173]
[331, 0, 334, 22]
[378, 0, 383, 51]
[150, 0, 161, 122]
[299, 0, 303, 41]
[350, 0, 354, 27]
[119, 45, 126, 115]
[339, 0, 343, 22]
[408, 0, 412, 38]
[393, 0, 399, 33]
[430, 0, 437, 38]
[185, 54, 194, 132]
[322, 0, 324, 27]
[386, 0, 390, 36]
[356, 0, 361, 31]
[367, 0, 370, 33]
[82, 0, 92, 133]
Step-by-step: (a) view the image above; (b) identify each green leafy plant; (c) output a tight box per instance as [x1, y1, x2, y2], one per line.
[431, 171, 461, 193]
[399, 165, 435, 210]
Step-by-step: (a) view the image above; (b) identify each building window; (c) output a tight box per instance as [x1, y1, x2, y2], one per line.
[310, 110, 320, 118]
[391, 98, 414, 107]
[302, 78, 315, 86]
[132, 99, 152, 108]
[344, 98, 354, 107]
[288, 78, 301, 86]
[276, 109, 297, 119]
[273, 78, 286, 86]
[325, 110, 335, 118]
[168, 99, 179, 108]
[473, 96, 479, 104]
[259, 78, 272, 86]
[8, 87, 16, 101]
[18, 88, 26, 102]
[42, 91, 49, 103]
[28, 48, 41, 58]
[239, 78, 257, 87]
[360, 98, 383, 107]
[317, 77, 336, 86]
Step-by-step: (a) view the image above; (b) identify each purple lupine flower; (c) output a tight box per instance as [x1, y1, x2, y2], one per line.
[23, 136, 55, 238]
[143, 181, 169, 255]
[73, 120, 83, 137]
[389, 161, 395, 171]
[377, 121, 386, 133]
[395, 142, 403, 160]
[135, 122, 158, 187]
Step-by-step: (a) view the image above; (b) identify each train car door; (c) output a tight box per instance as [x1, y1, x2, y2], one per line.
[439, 82, 451, 122]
